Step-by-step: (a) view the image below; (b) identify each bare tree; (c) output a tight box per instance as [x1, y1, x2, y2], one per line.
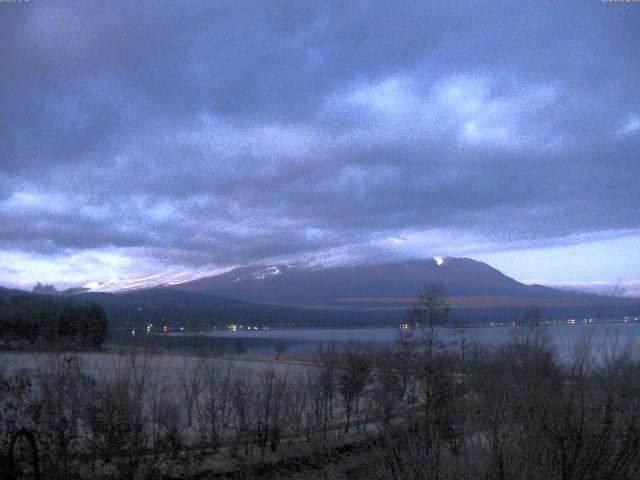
[83, 375, 147, 479]
[178, 358, 204, 428]
[403, 282, 450, 358]
[338, 343, 372, 433]
[317, 343, 339, 436]
[252, 367, 290, 457]
[229, 375, 253, 457]
[35, 354, 94, 479]
[373, 348, 403, 426]
[196, 360, 235, 451]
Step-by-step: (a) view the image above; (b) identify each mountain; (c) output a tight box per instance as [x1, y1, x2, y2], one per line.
[0, 285, 34, 302]
[549, 280, 640, 298]
[9, 257, 640, 328]
[171, 257, 640, 313]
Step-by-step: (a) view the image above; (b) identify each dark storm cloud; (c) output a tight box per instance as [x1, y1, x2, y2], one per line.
[1, 0, 639, 279]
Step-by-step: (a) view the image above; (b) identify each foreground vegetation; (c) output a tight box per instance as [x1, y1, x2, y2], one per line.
[2, 285, 640, 479]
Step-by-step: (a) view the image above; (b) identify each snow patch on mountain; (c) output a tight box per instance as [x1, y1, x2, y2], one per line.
[253, 266, 282, 280]
[82, 267, 235, 293]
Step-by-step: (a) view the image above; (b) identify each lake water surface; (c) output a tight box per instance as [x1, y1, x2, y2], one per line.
[179, 322, 640, 358]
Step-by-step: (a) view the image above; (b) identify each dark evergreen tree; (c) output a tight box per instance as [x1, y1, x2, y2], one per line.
[0, 294, 109, 348]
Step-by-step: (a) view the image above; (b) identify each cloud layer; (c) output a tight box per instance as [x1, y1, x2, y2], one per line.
[1, 1, 639, 288]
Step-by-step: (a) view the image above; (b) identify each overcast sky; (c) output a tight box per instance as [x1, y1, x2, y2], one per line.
[1, 0, 639, 289]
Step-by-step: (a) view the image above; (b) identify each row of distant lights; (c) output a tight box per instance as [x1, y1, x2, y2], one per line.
[131, 323, 185, 337]
[227, 324, 270, 331]
[131, 323, 270, 336]
[131, 317, 640, 337]
[488, 316, 639, 327]
[400, 316, 639, 330]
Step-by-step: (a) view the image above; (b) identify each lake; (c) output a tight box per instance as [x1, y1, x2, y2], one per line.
[171, 321, 640, 358]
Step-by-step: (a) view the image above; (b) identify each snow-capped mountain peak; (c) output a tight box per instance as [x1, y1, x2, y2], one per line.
[81, 267, 234, 293]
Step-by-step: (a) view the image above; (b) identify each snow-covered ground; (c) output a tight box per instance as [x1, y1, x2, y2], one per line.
[0, 350, 313, 381]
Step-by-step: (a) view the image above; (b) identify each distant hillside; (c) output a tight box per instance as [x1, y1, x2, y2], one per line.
[172, 257, 640, 314]
[549, 281, 640, 299]
[0, 286, 33, 301]
[2, 285, 397, 329]
[73, 288, 399, 328]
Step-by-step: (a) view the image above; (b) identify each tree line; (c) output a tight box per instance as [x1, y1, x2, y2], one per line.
[0, 294, 108, 348]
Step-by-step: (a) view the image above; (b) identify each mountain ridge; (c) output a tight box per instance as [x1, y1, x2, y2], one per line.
[4, 256, 640, 327]
[6, 257, 640, 326]
[171, 257, 636, 311]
